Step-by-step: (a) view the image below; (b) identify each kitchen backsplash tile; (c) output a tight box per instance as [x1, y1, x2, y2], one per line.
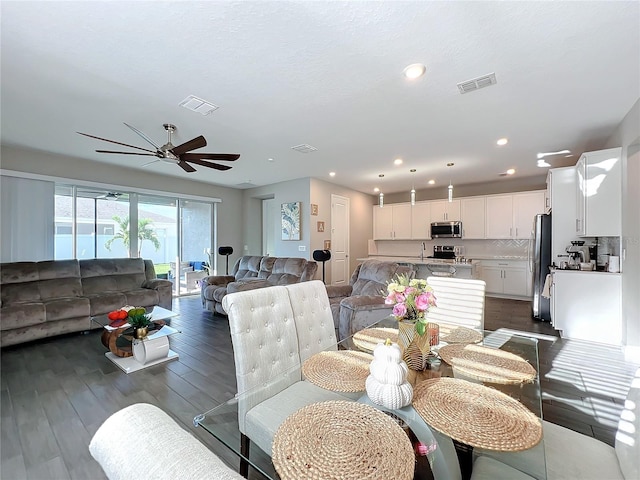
[370, 239, 530, 259]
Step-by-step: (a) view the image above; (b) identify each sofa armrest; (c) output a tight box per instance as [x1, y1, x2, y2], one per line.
[142, 279, 172, 290]
[339, 295, 386, 310]
[326, 285, 353, 298]
[203, 275, 235, 287]
[90, 403, 243, 480]
[227, 279, 271, 294]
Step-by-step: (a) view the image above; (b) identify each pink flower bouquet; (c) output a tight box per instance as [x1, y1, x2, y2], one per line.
[384, 275, 436, 335]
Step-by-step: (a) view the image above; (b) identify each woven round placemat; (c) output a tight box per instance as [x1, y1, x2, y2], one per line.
[412, 378, 542, 451]
[438, 344, 537, 384]
[302, 350, 373, 392]
[438, 323, 483, 344]
[352, 327, 399, 353]
[273, 400, 414, 480]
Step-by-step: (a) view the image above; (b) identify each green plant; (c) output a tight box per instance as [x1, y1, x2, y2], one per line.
[128, 313, 152, 328]
[105, 215, 161, 257]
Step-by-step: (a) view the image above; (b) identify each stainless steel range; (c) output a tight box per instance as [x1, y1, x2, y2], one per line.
[421, 245, 476, 279]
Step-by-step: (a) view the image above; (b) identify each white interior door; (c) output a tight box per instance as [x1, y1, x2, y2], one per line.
[330, 194, 350, 285]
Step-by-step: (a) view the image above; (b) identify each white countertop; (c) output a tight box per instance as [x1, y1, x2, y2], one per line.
[551, 268, 621, 276]
[359, 256, 478, 267]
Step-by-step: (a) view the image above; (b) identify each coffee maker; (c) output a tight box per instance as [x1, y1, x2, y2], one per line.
[566, 241, 590, 268]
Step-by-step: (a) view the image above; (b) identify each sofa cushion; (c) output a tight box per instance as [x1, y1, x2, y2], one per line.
[1, 282, 41, 304]
[351, 261, 401, 296]
[85, 292, 128, 316]
[38, 259, 81, 280]
[0, 261, 40, 284]
[124, 289, 160, 308]
[44, 297, 91, 322]
[0, 302, 46, 330]
[80, 258, 147, 295]
[262, 258, 308, 285]
[39, 278, 84, 300]
[234, 256, 265, 280]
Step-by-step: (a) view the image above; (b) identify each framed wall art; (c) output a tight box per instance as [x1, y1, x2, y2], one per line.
[317, 221, 325, 232]
[281, 202, 301, 240]
[311, 204, 319, 216]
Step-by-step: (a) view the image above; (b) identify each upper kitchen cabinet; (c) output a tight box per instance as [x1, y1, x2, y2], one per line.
[461, 197, 485, 239]
[513, 191, 544, 239]
[411, 202, 431, 239]
[485, 191, 545, 239]
[372, 203, 412, 240]
[575, 147, 622, 237]
[430, 199, 461, 222]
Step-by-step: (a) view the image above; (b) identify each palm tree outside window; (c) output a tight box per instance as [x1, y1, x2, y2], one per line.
[105, 215, 161, 257]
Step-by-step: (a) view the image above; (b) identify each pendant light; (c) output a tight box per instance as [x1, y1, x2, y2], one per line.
[446, 163, 454, 203]
[409, 169, 417, 205]
[378, 173, 385, 207]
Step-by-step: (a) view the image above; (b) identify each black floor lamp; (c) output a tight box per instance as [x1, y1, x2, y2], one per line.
[312, 249, 331, 284]
[218, 246, 233, 275]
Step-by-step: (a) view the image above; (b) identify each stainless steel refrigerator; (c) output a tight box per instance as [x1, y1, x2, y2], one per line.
[532, 213, 552, 321]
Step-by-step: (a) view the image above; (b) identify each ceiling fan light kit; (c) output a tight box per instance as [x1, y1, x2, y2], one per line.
[77, 123, 240, 173]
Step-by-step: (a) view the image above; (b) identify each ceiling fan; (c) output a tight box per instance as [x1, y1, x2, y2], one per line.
[77, 123, 240, 173]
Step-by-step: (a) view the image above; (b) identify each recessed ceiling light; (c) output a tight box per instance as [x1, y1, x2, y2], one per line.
[506, 168, 516, 175]
[403, 63, 426, 79]
[497, 138, 508, 146]
[428, 179, 435, 185]
[374, 187, 380, 192]
[267, 158, 274, 162]
[394, 158, 403, 165]
[329, 171, 336, 177]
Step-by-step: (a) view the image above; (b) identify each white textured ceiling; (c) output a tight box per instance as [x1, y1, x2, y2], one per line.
[1, 1, 639, 195]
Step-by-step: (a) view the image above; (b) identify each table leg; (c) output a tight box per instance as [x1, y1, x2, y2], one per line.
[453, 440, 473, 480]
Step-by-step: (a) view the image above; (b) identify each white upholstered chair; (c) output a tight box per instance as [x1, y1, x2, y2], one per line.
[222, 280, 349, 476]
[471, 367, 640, 480]
[426, 276, 486, 331]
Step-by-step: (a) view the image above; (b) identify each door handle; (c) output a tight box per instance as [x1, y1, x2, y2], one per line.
[516, 228, 519, 237]
[510, 227, 513, 237]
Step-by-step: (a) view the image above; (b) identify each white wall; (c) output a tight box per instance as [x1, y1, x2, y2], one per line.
[605, 99, 640, 350]
[310, 178, 374, 283]
[1, 175, 54, 261]
[0, 145, 244, 270]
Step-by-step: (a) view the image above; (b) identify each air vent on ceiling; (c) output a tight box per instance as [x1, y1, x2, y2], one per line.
[179, 95, 219, 115]
[457, 73, 497, 94]
[291, 144, 318, 153]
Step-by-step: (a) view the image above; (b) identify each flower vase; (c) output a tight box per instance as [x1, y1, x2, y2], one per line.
[134, 326, 148, 340]
[397, 320, 431, 371]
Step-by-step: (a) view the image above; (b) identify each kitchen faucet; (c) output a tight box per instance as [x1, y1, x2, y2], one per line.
[420, 242, 426, 261]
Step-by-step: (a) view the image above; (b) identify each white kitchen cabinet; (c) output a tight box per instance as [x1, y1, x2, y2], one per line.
[461, 197, 485, 239]
[430, 200, 461, 222]
[575, 147, 622, 237]
[485, 196, 513, 238]
[548, 167, 577, 264]
[513, 191, 544, 239]
[411, 202, 431, 239]
[485, 192, 544, 239]
[372, 203, 412, 240]
[551, 270, 621, 345]
[480, 260, 529, 298]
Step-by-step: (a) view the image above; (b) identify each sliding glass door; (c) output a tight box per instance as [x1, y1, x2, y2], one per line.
[55, 184, 217, 297]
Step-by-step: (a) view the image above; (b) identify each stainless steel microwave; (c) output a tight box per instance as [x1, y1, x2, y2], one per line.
[431, 221, 463, 238]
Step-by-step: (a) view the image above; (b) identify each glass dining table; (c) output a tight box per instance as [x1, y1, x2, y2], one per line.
[194, 318, 546, 480]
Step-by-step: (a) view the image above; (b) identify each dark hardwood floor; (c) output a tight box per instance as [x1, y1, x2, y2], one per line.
[1, 295, 637, 479]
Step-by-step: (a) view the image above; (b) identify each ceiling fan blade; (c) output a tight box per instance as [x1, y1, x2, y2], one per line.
[171, 136, 207, 156]
[183, 158, 232, 171]
[77, 132, 157, 153]
[123, 122, 161, 149]
[96, 150, 158, 156]
[180, 152, 240, 161]
[178, 161, 197, 173]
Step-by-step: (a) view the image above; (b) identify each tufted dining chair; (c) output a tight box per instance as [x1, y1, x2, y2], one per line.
[222, 280, 348, 477]
[426, 276, 486, 331]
